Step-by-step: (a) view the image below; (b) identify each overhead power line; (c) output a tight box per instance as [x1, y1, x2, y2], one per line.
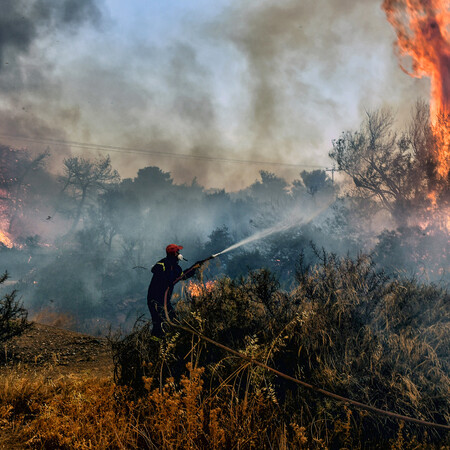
[0, 133, 328, 169]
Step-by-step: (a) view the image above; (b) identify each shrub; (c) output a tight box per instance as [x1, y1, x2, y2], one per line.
[111, 254, 450, 447]
[0, 271, 29, 348]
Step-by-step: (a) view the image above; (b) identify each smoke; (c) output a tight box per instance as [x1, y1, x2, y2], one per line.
[0, 148, 447, 334]
[0, 0, 431, 190]
[210, 0, 429, 164]
[0, 0, 101, 77]
[0, 0, 102, 168]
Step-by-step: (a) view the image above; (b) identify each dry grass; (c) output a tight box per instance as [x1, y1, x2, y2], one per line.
[0, 364, 317, 449]
[1, 360, 447, 449]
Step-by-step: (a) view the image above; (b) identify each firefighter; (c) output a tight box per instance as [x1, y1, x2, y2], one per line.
[147, 244, 196, 337]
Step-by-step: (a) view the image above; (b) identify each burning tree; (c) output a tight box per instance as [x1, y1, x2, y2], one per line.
[382, 0, 449, 180]
[329, 104, 449, 228]
[0, 144, 49, 246]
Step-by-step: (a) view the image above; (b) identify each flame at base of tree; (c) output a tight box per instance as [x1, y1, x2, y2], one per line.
[431, 113, 449, 179]
[383, 0, 449, 179]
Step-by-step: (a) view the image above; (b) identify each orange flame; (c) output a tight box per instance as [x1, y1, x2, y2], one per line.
[187, 280, 216, 297]
[0, 229, 13, 248]
[383, 0, 449, 178]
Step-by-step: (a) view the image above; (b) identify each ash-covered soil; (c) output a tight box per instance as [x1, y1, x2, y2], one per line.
[1, 322, 113, 377]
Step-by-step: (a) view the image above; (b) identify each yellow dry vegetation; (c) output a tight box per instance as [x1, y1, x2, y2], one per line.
[1, 362, 437, 449]
[0, 363, 319, 449]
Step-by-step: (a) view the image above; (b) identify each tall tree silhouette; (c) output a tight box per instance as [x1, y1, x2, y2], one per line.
[60, 155, 119, 232]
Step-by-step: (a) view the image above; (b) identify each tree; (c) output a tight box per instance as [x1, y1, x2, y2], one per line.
[329, 105, 446, 227]
[86, 189, 141, 251]
[248, 171, 289, 204]
[59, 155, 120, 232]
[203, 226, 233, 258]
[131, 166, 174, 204]
[0, 145, 49, 234]
[299, 169, 334, 198]
[0, 272, 28, 347]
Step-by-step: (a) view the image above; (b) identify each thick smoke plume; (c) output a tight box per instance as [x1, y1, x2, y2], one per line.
[0, 0, 100, 74]
[0, 0, 101, 169]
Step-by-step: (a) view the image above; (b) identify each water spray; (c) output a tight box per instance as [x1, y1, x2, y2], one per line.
[137, 203, 332, 275]
[209, 200, 332, 260]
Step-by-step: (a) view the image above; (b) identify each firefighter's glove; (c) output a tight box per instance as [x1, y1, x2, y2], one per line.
[193, 260, 207, 271]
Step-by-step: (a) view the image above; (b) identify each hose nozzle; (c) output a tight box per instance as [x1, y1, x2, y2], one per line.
[200, 254, 216, 264]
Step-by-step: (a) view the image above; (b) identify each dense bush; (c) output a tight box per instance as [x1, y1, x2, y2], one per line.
[0, 272, 29, 357]
[111, 253, 450, 447]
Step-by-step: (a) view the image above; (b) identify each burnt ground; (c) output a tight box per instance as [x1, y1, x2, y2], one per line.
[0, 322, 114, 449]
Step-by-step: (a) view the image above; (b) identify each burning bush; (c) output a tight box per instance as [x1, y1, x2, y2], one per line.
[111, 254, 449, 447]
[329, 103, 449, 229]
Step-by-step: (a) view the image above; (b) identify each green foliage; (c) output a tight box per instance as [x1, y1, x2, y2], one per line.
[0, 272, 29, 348]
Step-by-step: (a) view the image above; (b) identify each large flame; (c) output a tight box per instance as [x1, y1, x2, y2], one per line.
[383, 0, 449, 178]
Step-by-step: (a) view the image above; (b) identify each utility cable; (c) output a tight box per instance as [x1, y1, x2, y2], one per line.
[0, 133, 327, 169]
[163, 265, 450, 432]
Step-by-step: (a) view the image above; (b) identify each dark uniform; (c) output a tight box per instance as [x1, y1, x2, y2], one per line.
[147, 254, 195, 337]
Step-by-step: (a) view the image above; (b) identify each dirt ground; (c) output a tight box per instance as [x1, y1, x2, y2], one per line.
[1, 322, 113, 377]
[0, 322, 114, 449]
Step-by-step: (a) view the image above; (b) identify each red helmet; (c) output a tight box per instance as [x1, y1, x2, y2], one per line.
[166, 244, 183, 255]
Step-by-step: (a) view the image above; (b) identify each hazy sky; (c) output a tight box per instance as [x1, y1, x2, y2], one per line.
[0, 0, 430, 190]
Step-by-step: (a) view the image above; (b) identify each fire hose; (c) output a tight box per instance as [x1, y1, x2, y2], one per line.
[162, 256, 450, 432]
